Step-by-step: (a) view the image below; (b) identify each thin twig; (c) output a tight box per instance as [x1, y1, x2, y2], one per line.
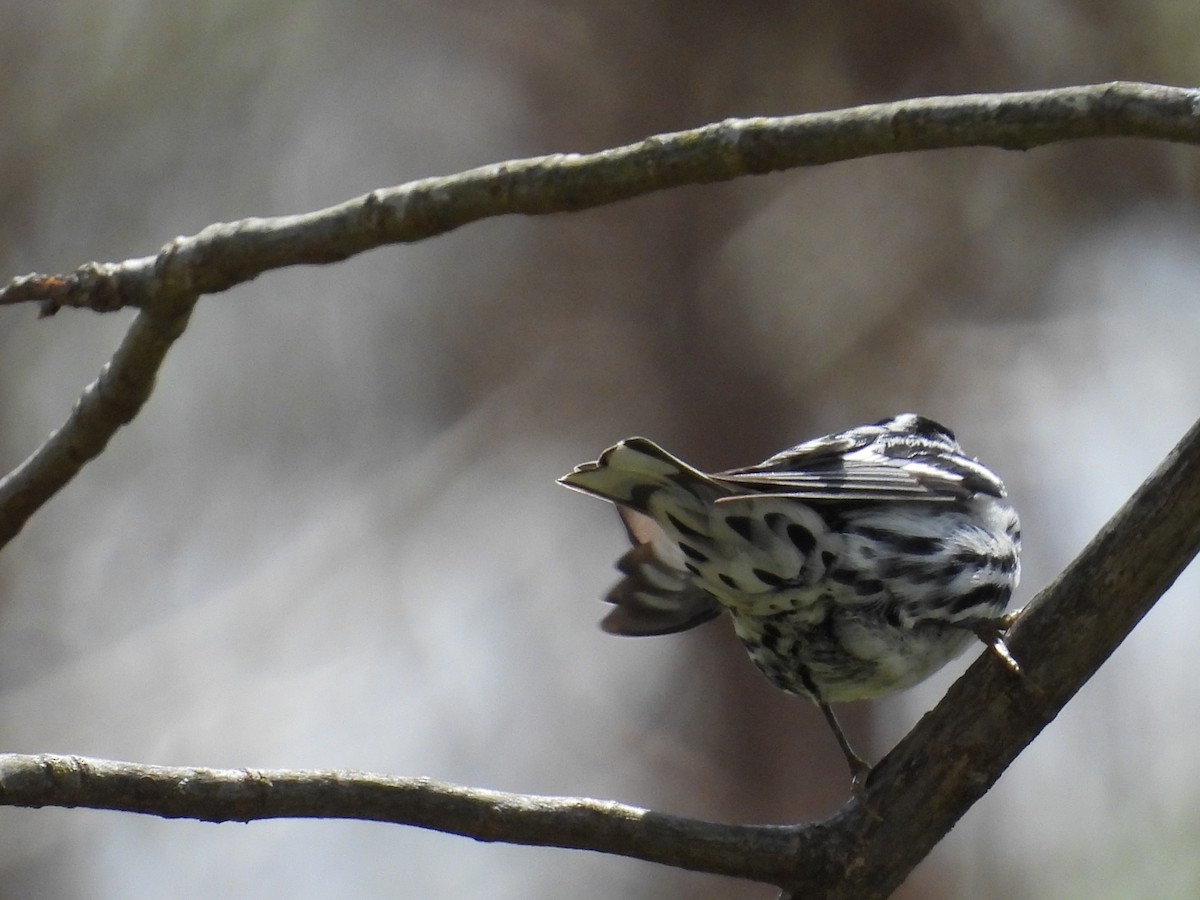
[0, 280, 198, 547]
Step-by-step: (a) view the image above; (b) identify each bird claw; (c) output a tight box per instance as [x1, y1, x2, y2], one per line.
[848, 766, 883, 821]
[847, 758, 872, 792]
[971, 607, 1024, 675]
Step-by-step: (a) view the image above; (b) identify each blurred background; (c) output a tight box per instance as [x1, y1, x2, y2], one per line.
[1, 2, 1199, 897]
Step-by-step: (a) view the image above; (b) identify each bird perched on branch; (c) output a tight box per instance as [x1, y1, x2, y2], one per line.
[560, 413, 1022, 789]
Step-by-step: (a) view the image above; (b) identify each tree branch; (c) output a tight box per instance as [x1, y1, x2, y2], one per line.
[0, 275, 198, 547]
[1, 81, 1197, 549]
[785, 411, 1200, 896]
[3, 81, 1200, 895]
[2, 81, 1198, 321]
[0, 754, 811, 886]
[2, 413, 1199, 896]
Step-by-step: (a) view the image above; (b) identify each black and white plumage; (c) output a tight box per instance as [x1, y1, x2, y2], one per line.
[559, 413, 1021, 785]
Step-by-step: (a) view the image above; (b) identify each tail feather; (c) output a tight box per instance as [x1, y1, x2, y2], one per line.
[601, 508, 721, 635]
[558, 437, 716, 511]
[562, 441, 723, 636]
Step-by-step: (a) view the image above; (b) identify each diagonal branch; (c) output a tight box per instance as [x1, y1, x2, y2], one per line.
[0, 277, 198, 548]
[2, 415, 1199, 896]
[786, 411, 1200, 898]
[1, 81, 1197, 551]
[2, 81, 1199, 320]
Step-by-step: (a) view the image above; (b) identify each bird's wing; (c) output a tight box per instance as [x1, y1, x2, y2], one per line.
[713, 430, 1000, 503]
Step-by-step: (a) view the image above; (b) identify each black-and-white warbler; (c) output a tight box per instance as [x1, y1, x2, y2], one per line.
[560, 413, 1021, 787]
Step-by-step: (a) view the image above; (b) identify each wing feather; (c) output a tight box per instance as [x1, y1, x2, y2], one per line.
[713, 425, 995, 502]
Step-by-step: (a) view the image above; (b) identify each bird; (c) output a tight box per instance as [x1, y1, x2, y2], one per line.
[559, 413, 1021, 789]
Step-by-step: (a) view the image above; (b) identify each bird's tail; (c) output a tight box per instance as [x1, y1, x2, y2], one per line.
[557, 437, 716, 511]
[560, 439, 721, 635]
[600, 507, 721, 636]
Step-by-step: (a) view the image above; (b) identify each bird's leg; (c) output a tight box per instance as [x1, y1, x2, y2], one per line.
[816, 699, 872, 792]
[798, 667, 874, 795]
[816, 699, 884, 819]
